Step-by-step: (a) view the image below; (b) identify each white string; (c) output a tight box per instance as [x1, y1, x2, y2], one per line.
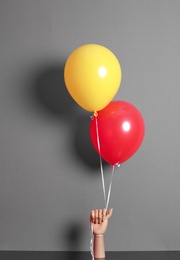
[90, 164, 115, 260]
[94, 115, 117, 212]
[95, 116, 106, 207]
[106, 165, 116, 212]
[90, 114, 116, 260]
[89, 223, 94, 260]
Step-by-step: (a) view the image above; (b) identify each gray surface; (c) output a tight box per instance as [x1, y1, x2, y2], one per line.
[0, 251, 180, 260]
[1, 0, 180, 252]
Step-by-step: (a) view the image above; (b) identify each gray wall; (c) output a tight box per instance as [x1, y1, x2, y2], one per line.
[1, 0, 180, 251]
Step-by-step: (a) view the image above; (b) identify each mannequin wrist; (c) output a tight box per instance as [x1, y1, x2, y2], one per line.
[94, 234, 104, 238]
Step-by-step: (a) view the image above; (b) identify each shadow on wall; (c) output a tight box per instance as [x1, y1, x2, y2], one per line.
[33, 63, 102, 170]
[34, 64, 77, 120]
[30, 62, 108, 252]
[63, 221, 85, 253]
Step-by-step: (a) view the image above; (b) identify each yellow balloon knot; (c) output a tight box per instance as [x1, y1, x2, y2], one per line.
[94, 111, 98, 117]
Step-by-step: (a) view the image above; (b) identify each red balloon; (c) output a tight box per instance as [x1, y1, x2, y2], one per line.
[90, 100, 145, 165]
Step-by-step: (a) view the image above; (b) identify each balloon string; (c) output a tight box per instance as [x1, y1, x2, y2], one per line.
[94, 115, 116, 211]
[95, 116, 106, 207]
[106, 165, 116, 212]
[90, 115, 116, 260]
[90, 223, 94, 260]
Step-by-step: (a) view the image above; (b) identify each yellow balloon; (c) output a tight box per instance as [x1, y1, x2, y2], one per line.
[64, 44, 122, 112]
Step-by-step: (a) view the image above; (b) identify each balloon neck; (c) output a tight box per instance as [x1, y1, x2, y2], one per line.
[111, 163, 121, 168]
[93, 111, 98, 117]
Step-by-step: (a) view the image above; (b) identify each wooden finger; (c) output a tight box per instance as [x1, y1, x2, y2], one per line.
[106, 208, 113, 220]
[91, 210, 95, 223]
[99, 209, 102, 224]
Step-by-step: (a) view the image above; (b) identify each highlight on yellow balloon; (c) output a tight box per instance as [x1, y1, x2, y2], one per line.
[64, 44, 122, 112]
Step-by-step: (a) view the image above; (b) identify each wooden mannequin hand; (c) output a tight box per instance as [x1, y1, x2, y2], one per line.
[90, 208, 113, 259]
[90, 208, 113, 236]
